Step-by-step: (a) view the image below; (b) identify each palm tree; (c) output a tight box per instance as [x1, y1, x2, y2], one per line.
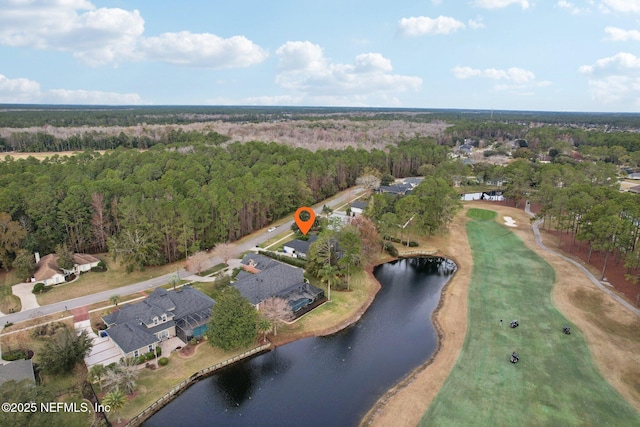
[256, 318, 271, 343]
[88, 364, 107, 391]
[318, 264, 339, 302]
[109, 294, 120, 307]
[103, 389, 126, 424]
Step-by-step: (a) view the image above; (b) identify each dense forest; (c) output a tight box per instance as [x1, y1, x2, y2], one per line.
[0, 137, 447, 271]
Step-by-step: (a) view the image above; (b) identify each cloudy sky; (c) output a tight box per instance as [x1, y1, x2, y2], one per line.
[1, 0, 640, 112]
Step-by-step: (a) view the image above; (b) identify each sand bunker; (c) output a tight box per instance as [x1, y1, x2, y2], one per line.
[503, 216, 517, 227]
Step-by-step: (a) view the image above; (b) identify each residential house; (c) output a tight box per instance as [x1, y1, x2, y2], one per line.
[282, 235, 317, 259]
[629, 184, 640, 194]
[402, 177, 424, 188]
[233, 260, 325, 317]
[240, 253, 278, 273]
[102, 287, 214, 360]
[349, 201, 368, 216]
[628, 173, 640, 180]
[0, 359, 35, 386]
[33, 252, 100, 286]
[375, 183, 413, 196]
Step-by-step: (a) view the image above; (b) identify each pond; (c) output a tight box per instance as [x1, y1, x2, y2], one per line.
[144, 257, 456, 427]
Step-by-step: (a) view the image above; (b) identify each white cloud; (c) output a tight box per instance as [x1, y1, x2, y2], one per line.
[273, 41, 421, 105]
[0, 1, 267, 68]
[398, 16, 466, 36]
[0, 74, 41, 103]
[601, 0, 640, 13]
[468, 17, 486, 29]
[0, 73, 145, 104]
[44, 89, 144, 104]
[605, 26, 640, 41]
[0, 2, 144, 66]
[556, 1, 585, 14]
[474, 0, 530, 9]
[139, 32, 267, 69]
[580, 52, 640, 106]
[452, 66, 535, 83]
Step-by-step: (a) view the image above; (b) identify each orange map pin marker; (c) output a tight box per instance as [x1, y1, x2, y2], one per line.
[294, 207, 316, 235]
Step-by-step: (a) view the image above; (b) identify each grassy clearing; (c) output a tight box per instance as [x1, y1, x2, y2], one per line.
[421, 209, 640, 426]
[0, 270, 22, 313]
[36, 255, 182, 305]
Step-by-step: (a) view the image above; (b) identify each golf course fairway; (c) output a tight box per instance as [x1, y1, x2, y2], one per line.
[420, 208, 640, 426]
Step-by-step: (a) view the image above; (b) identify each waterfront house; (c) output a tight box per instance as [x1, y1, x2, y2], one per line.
[102, 287, 214, 359]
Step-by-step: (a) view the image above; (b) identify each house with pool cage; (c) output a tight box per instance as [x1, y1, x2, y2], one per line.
[234, 253, 326, 317]
[102, 286, 214, 360]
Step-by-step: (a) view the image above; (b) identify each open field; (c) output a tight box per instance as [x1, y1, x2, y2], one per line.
[420, 209, 639, 426]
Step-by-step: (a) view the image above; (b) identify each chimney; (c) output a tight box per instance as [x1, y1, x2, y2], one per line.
[34, 252, 40, 264]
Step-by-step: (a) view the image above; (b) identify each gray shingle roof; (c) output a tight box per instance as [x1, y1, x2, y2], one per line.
[103, 286, 214, 355]
[0, 359, 35, 385]
[240, 253, 277, 271]
[283, 235, 317, 255]
[106, 321, 162, 354]
[233, 263, 305, 305]
[350, 201, 368, 210]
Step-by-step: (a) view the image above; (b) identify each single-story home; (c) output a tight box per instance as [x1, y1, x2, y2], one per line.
[102, 286, 214, 360]
[33, 252, 100, 286]
[233, 260, 325, 317]
[282, 235, 317, 259]
[628, 173, 640, 180]
[349, 201, 368, 216]
[0, 359, 35, 386]
[375, 183, 413, 196]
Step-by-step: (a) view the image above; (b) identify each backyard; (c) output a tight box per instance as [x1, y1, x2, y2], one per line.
[420, 208, 640, 426]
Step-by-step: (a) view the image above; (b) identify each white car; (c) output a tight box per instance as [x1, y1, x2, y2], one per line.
[267, 227, 277, 232]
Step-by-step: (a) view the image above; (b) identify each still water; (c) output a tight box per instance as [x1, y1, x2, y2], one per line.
[145, 257, 456, 427]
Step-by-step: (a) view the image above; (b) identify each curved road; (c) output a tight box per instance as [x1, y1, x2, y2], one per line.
[524, 202, 639, 316]
[0, 187, 364, 325]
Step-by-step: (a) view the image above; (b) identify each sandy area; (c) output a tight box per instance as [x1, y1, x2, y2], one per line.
[363, 201, 640, 427]
[363, 205, 472, 427]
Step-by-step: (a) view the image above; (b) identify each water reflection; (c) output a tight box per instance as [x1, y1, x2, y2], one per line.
[145, 257, 455, 427]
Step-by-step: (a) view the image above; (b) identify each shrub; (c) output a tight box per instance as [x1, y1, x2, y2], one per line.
[262, 251, 307, 268]
[144, 351, 155, 361]
[32, 283, 46, 294]
[2, 349, 27, 361]
[91, 261, 107, 273]
[384, 242, 398, 257]
[4, 322, 13, 328]
[155, 347, 161, 357]
[158, 357, 169, 366]
[408, 241, 419, 247]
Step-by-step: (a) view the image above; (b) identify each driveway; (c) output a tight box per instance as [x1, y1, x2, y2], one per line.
[75, 319, 123, 368]
[11, 282, 40, 311]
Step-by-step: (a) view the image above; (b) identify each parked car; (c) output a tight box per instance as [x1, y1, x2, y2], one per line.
[267, 226, 277, 232]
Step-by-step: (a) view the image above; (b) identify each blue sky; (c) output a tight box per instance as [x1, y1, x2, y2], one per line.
[1, 0, 640, 112]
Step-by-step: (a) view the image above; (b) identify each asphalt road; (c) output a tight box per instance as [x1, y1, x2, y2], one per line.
[0, 187, 364, 325]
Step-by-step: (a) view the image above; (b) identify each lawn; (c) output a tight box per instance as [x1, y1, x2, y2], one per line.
[36, 255, 183, 305]
[421, 209, 640, 426]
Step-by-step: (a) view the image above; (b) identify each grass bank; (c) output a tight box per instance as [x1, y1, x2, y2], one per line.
[421, 209, 640, 426]
[35, 256, 181, 306]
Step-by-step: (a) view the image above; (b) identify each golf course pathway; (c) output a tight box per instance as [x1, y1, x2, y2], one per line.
[525, 202, 640, 316]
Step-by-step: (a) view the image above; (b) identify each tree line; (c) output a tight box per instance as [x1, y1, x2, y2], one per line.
[0, 137, 445, 272]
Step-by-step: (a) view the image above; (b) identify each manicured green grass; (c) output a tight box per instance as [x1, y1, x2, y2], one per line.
[466, 207, 498, 221]
[421, 213, 640, 426]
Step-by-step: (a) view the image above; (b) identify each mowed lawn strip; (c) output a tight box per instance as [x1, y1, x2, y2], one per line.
[421, 209, 640, 426]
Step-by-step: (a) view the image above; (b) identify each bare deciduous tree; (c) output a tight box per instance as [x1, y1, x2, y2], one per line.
[212, 242, 237, 264]
[259, 297, 293, 336]
[185, 251, 209, 274]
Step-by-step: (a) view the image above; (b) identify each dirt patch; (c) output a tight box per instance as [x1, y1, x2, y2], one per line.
[177, 345, 197, 358]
